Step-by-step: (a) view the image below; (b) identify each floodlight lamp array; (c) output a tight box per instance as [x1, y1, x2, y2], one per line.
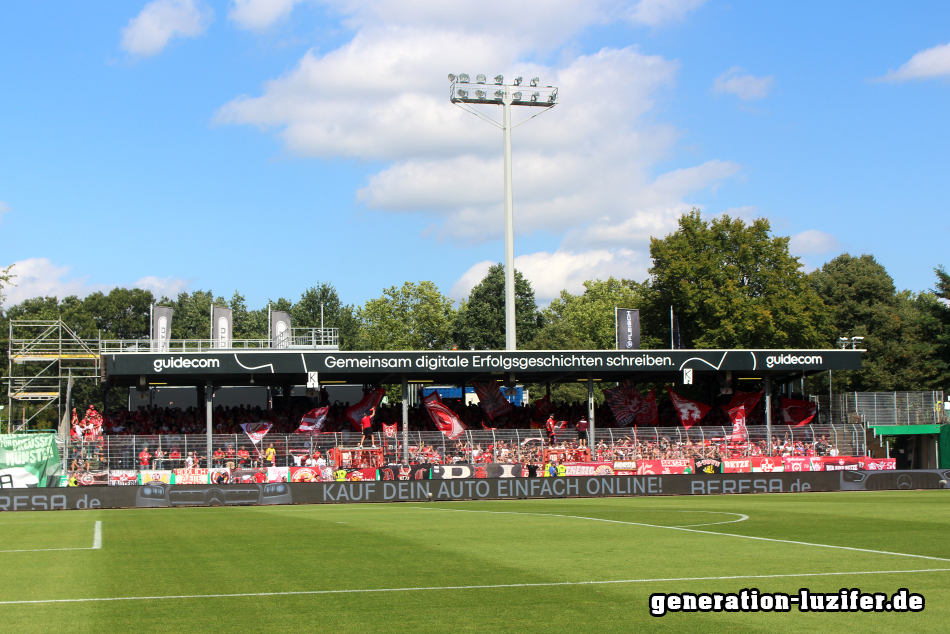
[449, 73, 557, 107]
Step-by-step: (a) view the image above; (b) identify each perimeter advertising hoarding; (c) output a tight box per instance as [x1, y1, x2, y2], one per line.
[17, 470, 950, 511]
[107, 349, 864, 378]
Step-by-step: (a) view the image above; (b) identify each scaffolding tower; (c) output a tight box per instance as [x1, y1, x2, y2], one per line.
[6, 320, 99, 432]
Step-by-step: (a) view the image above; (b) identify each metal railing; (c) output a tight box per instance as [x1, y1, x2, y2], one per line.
[100, 328, 339, 353]
[832, 391, 946, 426]
[62, 425, 866, 470]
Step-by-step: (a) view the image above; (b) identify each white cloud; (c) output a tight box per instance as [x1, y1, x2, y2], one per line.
[713, 67, 774, 100]
[1, 258, 190, 306]
[229, 0, 300, 31]
[134, 275, 193, 298]
[627, 0, 706, 27]
[878, 41, 950, 82]
[452, 249, 647, 303]
[218, 0, 728, 296]
[120, 0, 213, 57]
[789, 229, 842, 255]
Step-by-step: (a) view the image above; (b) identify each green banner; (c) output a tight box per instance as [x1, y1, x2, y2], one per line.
[0, 434, 63, 488]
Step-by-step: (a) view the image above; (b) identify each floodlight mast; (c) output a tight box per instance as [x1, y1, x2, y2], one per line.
[448, 74, 558, 351]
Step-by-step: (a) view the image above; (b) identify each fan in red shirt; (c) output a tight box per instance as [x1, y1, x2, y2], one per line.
[545, 415, 558, 444]
[138, 447, 151, 468]
[237, 448, 250, 467]
[576, 417, 589, 448]
[253, 469, 266, 483]
[359, 407, 376, 448]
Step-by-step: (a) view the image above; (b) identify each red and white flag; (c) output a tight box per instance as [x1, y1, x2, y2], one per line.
[534, 394, 554, 418]
[780, 397, 817, 427]
[345, 388, 386, 431]
[726, 404, 748, 442]
[425, 400, 468, 440]
[603, 381, 643, 427]
[638, 388, 659, 426]
[296, 407, 328, 434]
[471, 380, 514, 421]
[666, 387, 710, 429]
[726, 390, 763, 416]
[240, 422, 272, 444]
[382, 422, 397, 438]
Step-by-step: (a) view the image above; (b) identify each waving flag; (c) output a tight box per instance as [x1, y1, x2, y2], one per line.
[240, 422, 272, 444]
[638, 388, 659, 426]
[382, 422, 397, 438]
[726, 404, 749, 442]
[534, 394, 554, 418]
[424, 400, 467, 439]
[471, 380, 515, 421]
[345, 388, 386, 431]
[603, 381, 645, 427]
[727, 390, 763, 416]
[666, 387, 710, 429]
[780, 397, 817, 427]
[604, 381, 658, 426]
[296, 407, 328, 434]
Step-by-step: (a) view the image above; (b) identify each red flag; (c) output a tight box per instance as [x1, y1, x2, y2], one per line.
[534, 394, 554, 417]
[780, 397, 817, 427]
[666, 387, 710, 429]
[345, 388, 385, 431]
[424, 400, 467, 439]
[481, 420, 496, 431]
[296, 407, 328, 434]
[240, 422, 272, 444]
[727, 390, 763, 415]
[382, 422, 397, 438]
[726, 404, 748, 442]
[638, 388, 659, 425]
[471, 381, 515, 421]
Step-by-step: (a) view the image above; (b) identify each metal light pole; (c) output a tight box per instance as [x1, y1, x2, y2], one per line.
[448, 74, 558, 350]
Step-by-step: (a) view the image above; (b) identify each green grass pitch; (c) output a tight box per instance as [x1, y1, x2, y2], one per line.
[1, 491, 948, 633]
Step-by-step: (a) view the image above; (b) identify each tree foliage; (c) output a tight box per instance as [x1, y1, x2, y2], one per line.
[641, 210, 831, 349]
[356, 281, 455, 351]
[452, 264, 539, 350]
[538, 277, 644, 350]
[810, 254, 946, 391]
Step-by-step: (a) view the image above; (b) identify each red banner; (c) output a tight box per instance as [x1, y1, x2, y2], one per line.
[814, 456, 864, 471]
[727, 390, 763, 414]
[782, 457, 815, 472]
[69, 470, 108, 486]
[726, 404, 749, 442]
[722, 458, 751, 473]
[297, 406, 328, 434]
[563, 462, 615, 476]
[289, 466, 324, 482]
[862, 458, 896, 470]
[636, 459, 694, 475]
[471, 380, 515, 421]
[424, 399, 468, 440]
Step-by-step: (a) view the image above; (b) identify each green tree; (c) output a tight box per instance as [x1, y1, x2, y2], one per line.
[81, 288, 154, 339]
[452, 264, 539, 350]
[356, 281, 455, 350]
[0, 264, 15, 306]
[810, 254, 943, 391]
[538, 277, 644, 350]
[642, 210, 831, 349]
[291, 283, 360, 350]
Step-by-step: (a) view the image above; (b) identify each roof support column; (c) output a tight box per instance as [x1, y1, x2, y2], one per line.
[402, 375, 409, 464]
[588, 376, 595, 453]
[205, 380, 213, 469]
[764, 374, 772, 457]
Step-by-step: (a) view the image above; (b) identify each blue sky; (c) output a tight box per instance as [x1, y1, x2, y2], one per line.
[1, 1, 948, 310]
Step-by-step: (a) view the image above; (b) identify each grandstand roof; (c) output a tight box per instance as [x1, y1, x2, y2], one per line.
[102, 348, 862, 387]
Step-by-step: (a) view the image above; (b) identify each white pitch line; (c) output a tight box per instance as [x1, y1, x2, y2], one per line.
[411, 507, 950, 563]
[1, 568, 948, 605]
[0, 521, 101, 554]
